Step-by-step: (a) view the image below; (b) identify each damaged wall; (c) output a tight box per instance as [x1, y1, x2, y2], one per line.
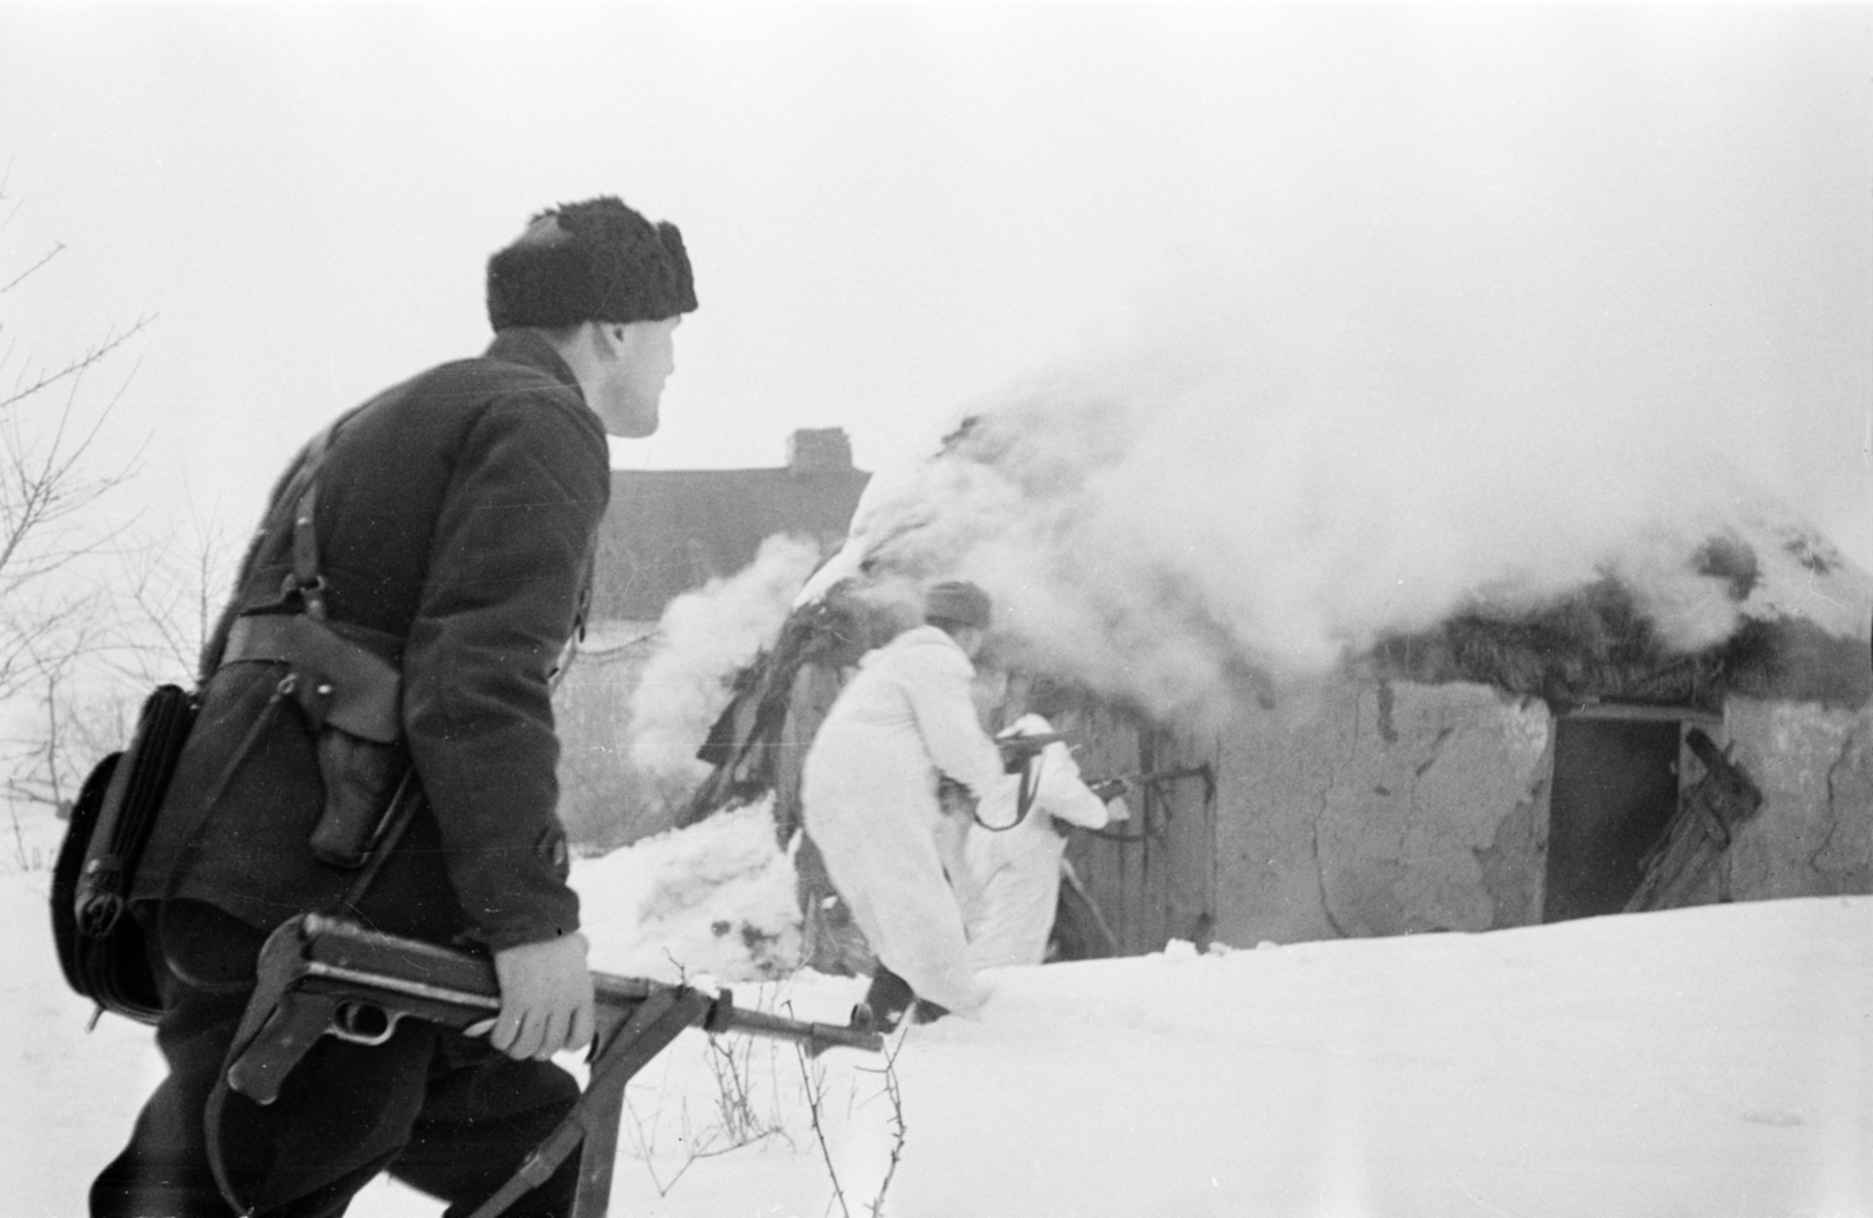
[1723, 697, 1873, 899]
[1083, 676, 1871, 956]
[1207, 679, 1552, 947]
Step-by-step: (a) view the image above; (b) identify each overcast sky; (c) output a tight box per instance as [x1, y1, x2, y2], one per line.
[3, 3, 1870, 566]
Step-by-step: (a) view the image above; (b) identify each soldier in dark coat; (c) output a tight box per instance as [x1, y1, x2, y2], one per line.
[90, 196, 697, 1218]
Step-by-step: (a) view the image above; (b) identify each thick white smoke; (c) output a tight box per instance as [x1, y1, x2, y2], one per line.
[627, 535, 825, 787]
[783, 10, 1871, 722]
[829, 328, 1864, 720]
[772, 7, 1871, 721]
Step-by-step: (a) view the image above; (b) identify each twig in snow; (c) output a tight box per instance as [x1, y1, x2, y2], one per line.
[863, 1032, 909, 1217]
[795, 1041, 853, 1218]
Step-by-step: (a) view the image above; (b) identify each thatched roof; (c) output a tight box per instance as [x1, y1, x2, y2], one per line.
[1368, 527, 1872, 712]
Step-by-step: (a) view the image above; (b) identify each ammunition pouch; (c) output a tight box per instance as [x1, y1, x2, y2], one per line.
[52, 683, 199, 1024]
[221, 614, 406, 869]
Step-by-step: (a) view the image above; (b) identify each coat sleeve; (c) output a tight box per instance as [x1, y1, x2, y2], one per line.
[400, 391, 609, 951]
[1033, 742, 1114, 829]
[900, 644, 1006, 799]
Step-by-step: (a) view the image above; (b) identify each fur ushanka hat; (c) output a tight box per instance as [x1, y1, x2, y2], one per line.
[924, 580, 993, 631]
[486, 196, 698, 331]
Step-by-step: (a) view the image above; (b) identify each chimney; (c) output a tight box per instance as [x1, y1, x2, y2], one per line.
[786, 428, 853, 474]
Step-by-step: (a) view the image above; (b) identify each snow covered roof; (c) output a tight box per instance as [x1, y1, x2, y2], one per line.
[1370, 520, 1873, 711]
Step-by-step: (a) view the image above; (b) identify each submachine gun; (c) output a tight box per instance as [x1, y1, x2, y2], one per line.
[993, 730, 1068, 772]
[220, 913, 884, 1218]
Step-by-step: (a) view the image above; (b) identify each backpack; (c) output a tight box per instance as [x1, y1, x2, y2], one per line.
[50, 683, 199, 1024]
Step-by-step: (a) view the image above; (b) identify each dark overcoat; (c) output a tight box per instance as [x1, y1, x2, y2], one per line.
[132, 329, 609, 951]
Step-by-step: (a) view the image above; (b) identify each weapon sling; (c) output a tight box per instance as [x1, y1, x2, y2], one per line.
[972, 731, 1065, 832]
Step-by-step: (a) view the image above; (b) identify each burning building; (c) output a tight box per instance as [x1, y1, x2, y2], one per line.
[637, 350, 1873, 967]
[551, 430, 870, 850]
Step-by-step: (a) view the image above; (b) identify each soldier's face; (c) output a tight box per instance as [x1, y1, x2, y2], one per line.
[592, 317, 680, 437]
[954, 624, 990, 663]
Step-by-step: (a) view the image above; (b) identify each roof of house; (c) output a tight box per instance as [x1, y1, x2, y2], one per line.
[591, 429, 870, 622]
[1369, 519, 1873, 712]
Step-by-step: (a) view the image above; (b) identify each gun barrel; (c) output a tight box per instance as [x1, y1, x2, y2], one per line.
[710, 1002, 885, 1053]
[996, 731, 1066, 753]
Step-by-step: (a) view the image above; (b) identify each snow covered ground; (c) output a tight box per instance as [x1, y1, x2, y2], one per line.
[9, 803, 1871, 1218]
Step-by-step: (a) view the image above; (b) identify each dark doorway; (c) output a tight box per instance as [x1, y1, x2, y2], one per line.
[1542, 716, 1682, 922]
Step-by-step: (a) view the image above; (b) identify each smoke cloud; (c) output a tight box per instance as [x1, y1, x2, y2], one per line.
[726, 9, 1872, 727]
[790, 10, 1871, 720]
[628, 535, 825, 786]
[829, 324, 1865, 720]
[762, 7, 1872, 723]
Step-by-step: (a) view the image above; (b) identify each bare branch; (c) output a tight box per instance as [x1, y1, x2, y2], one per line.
[0, 240, 64, 296]
[104, 509, 231, 684]
[864, 1036, 909, 1217]
[0, 314, 152, 413]
[0, 162, 25, 234]
[796, 1042, 853, 1218]
[0, 175, 157, 812]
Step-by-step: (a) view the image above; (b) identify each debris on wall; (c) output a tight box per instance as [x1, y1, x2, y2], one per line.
[1726, 699, 1873, 897]
[1625, 729, 1763, 911]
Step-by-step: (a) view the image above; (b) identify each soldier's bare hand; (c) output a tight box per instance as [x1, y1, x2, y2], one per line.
[467, 933, 595, 1060]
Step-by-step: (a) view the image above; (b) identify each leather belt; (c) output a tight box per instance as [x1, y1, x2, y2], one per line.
[221, 615, 402, 743]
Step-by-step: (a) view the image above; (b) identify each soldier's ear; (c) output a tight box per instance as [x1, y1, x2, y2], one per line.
[579, 321, 622, 364]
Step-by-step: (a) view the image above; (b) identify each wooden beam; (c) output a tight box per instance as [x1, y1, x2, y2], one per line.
[1561, 701, 1722, 726]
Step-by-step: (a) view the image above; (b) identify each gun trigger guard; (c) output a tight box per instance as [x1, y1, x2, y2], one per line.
[331, 1000, 399, 1046]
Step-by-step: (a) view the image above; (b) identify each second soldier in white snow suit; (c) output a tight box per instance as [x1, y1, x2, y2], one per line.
[801, 580, 1007, 1028]
[961, 713, 1125, 969]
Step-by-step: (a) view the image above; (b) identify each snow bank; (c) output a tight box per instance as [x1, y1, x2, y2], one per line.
[575, 798, 804, 983]
[16, 813, 1870, 1218]
[592, 897, 1873, 1218]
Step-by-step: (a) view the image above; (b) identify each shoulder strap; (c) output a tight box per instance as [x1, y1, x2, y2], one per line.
[199, 418, 346, 675]
[287, 424, 336, 621]
[168, 410, 393, 914]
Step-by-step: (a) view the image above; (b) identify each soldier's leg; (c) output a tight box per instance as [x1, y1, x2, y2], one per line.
[388, 1034, 582, 1218]
[90, 903, 267, 1218]
[910, 997, 951, 1025]
[90, 992, 247, 1216]
[862, 963, 917, 1030]
[91, 902, 437, 1218]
